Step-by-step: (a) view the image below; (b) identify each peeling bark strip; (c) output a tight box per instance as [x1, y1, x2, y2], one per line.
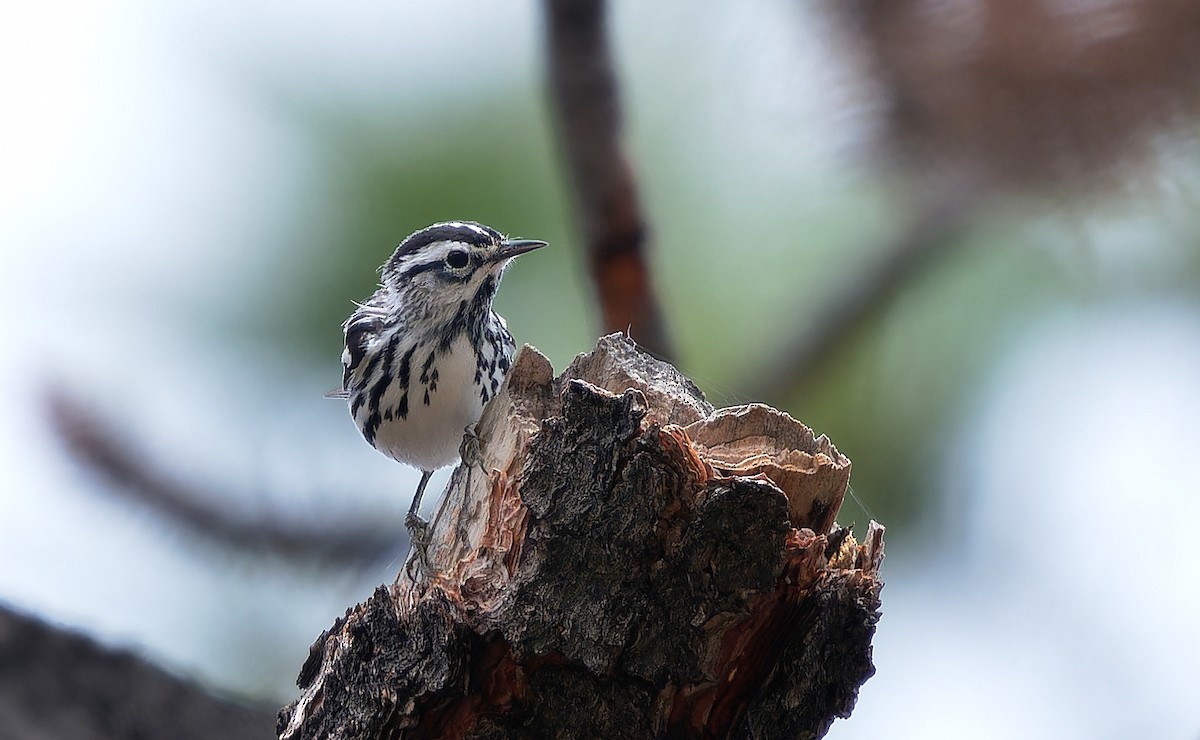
[279, 334, 884, 740]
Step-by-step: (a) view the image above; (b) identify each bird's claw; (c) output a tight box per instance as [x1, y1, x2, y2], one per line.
[405, 512, 431, 580]
[460, 425, 484, 468]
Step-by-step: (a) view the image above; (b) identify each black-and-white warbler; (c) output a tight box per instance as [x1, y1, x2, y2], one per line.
[329, 221, 547, 568]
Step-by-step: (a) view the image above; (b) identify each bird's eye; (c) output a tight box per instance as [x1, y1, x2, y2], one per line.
[445, 250, 469, 269]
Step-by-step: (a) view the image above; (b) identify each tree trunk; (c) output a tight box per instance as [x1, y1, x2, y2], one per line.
[278, 334, 884, 740]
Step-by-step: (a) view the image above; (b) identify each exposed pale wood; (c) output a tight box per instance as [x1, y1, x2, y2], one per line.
[279, 334, 884, 739]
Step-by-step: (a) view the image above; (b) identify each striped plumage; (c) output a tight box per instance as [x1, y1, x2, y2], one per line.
[333, 221, 546, 526]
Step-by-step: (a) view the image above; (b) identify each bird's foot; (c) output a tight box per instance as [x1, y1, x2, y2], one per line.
[460, 424, 484, 469]
[404, 511, 432, 580]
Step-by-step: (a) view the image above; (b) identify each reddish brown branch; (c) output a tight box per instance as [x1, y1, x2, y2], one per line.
[543, 0, 673, 360]
[43, 387, 401, 565]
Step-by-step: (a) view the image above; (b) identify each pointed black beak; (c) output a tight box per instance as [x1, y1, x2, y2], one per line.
[494, 238, 548, 261]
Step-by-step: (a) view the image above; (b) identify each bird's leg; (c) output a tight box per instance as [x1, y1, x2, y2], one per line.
[405, 469, 433, 579]
[409, 468, 433, 517]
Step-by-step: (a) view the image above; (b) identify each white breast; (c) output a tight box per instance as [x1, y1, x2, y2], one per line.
[367, 334, 487, 472]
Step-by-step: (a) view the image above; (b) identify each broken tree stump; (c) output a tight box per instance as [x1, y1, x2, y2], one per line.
[278, 334, 884, 739]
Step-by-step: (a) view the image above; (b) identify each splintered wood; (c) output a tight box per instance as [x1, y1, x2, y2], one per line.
[279, 334, 884, 740]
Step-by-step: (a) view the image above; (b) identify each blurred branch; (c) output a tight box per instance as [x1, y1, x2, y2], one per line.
[44, 388, 401, 566]
[747, 190, 975, 401]
[0, 602, 275, 740]
[543, 0, 674, 360]
[836, 0, 1200, 190]
[752, 0, 1200, 403]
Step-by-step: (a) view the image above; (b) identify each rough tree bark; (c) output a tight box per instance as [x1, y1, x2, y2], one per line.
[278, 335, 884, 739]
